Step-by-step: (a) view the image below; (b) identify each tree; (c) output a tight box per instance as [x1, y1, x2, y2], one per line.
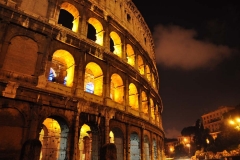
[194, 119, 214, 151]
[180, 119, 214, 153]
[181, 126, 196, 136]
[213, 108, 240, 152]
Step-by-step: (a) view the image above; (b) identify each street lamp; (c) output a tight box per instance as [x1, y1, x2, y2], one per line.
[169, 147, 174, 158]
[229, 117, 240, 130]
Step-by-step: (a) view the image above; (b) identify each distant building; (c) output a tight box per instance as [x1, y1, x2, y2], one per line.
[177, 135, 194, 144]
[201, 106, 235, 139]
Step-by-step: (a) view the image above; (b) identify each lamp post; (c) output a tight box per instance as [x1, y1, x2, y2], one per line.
[169, 147, 174, 158]
[186, 143, 190, 157]
[184, 137, 191, 157]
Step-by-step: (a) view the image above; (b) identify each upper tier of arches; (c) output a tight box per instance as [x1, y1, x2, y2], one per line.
[14, 0, 158, 87]
[17, 0, 155, 63]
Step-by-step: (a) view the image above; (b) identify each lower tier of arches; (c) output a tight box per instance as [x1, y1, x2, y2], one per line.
[0, 92, 164, 160]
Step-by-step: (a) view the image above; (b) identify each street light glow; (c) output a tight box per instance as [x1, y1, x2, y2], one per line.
[229, 120, 235, 125]
[229, 117, 240, 130]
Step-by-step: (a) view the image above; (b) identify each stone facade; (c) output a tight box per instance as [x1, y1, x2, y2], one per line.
[0, 0, 164, 159]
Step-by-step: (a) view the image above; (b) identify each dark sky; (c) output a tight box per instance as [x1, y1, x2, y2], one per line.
[132, 0, 240, 138]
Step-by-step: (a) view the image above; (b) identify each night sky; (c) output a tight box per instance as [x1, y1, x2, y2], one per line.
[132, 0, 240, 138]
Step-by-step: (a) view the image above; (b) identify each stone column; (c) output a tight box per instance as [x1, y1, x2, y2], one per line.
[104, 63, 110, 99]
[126, 124, 130, 160]
[150, 132, 153, 160]
[0, 21, 10, 68]
[105, 117, 110, 144]
[79, 12, 87, 37]
[122, 36, 126, 62]
[72, 102, 81, 160]
[138, 88, 142, 116]
[47, 0, 57, 25]
[103, 21, 110, 52]
[125, 77, 129, 112]
[141, 127, 144, 160]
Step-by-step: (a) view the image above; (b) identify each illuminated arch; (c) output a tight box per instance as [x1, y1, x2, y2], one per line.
[129, 83, 138, 110]
[110, 31, 122, 58]
[150, 98, 155, 120]
[141, 91, 148, 114]
[88, 18, 104, 46]
[110, 74, 124, 104]
[126, 44, 135, 66]
[39, 118, 69, 160]
[84, 62, 103, 96]
[146, 65, 151, 82]
[49, 50, 75, 87]
[79, 124, 91, 160]
[59, 2, 79, 32]
[137, 55, 144, 75]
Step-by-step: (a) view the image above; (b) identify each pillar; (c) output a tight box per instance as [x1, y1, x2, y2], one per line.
[105, 117, 110, 144]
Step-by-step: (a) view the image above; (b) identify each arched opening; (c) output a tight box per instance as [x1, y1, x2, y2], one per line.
[146, 65, 151, 82]
[144, 135, 150, 160]
[153, 139, 157, 160]
[88, 18, 104, 46]
[58, 2, 79, 32]
[137, 55, 144, 75]
[39, 118, 69, 160]
[110, 127, 124, 160]
[3, 36, 38, 75]
[84, 62, 103, 96]
[79, 124, 92, 160]
[130, 132, 140, 160]
[150, 99, 155, 120]
[126, 44, 135, 66]
[129, 83, 138, 110]
[109, 131, 114, 143]
[141, 91, 148, 114]
[110, 32, 122, 58]
[110, 38, 114, 52]
[58, 9, 74, 29]
[48, 50, 75, 87]
[87, 24, 96, 41]
[110, 74, 124, 104]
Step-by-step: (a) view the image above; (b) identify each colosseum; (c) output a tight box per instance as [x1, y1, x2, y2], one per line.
[0, 0, 164, 159]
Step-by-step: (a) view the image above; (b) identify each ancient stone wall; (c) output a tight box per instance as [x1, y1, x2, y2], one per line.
[0, 0, 164, 159]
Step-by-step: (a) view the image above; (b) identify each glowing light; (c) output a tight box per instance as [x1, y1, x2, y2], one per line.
[229, 120, 235, 125]
[126, 44, 135, 66]
[84, 62, 103, 96]
[110, 32, 122, 58]
[51, 50, 75, 87]
[110, 74, 124, 104]
[129, 83, 139, 110]
[60, 2, 79, 32]
[88, 18, 104, 46]
[109, 131, 114, 143]
[137, 55, 144, 75]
